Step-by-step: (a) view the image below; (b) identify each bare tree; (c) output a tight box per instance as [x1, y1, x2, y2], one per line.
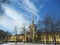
[36, 20, 43, 43]
[43, 15, 57, 44]
[22, 24, 27, 43]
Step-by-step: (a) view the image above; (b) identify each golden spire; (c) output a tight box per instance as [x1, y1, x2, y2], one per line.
[32, 15, 34, 24]
[32, 15, 35, 43]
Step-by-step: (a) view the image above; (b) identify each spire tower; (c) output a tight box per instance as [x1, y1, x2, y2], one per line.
[32, 15, 34, 24]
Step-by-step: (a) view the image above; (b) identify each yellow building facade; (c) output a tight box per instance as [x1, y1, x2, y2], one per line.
[6, 15, 60, 44]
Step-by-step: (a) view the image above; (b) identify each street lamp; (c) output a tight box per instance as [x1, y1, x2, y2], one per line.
[14, 26, 17, 44]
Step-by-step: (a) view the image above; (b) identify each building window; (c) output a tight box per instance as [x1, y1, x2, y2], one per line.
[57, 37, 58, 39]
[59, 35, 60, 38]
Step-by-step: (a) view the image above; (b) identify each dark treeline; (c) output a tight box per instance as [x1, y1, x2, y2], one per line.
[0, 30, 12, 43]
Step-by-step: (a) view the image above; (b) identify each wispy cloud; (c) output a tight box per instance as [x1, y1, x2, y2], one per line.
[4, 5, 29, 25]
[1, 4, 30, 33]
[0, 0, 44, 33]
[16, 0, 43, 20]
[0, 15, 15, 32]
[14, 0, 39, 19]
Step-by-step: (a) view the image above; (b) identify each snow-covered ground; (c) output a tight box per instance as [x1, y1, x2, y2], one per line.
[0, 43, 60, 45]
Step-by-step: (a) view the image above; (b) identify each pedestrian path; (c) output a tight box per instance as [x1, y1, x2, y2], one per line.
[1, 43, 60, 45]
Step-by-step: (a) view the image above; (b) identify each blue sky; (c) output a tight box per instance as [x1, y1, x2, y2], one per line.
[0, 0, 60, 34]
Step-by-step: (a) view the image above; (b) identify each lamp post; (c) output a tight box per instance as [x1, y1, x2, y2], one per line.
[54, 27, 56, 45]
[15, 26, 17, 44]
